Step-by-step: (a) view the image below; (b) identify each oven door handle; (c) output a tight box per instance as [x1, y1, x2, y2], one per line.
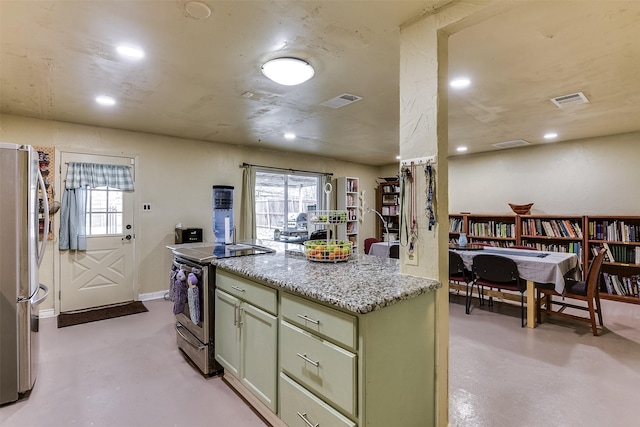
[175, 323, 206, 350]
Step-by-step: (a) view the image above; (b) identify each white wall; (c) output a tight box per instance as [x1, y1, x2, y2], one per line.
[450, 132, 640, 216]
[0, 114, 385, 311]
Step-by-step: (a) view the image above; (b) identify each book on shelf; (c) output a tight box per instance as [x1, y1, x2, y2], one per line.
[602, 272, 614, 294]
[610, 274, 625, 296]
[449, 217, 463, 233]
[602, 242, 615, 262]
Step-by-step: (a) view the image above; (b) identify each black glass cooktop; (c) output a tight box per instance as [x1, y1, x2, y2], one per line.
[172, 243, 274, 264]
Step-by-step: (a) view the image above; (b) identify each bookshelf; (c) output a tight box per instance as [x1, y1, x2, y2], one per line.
[375, 180, 400, 240]
[335, 177, 360, 252]
[586, 216, 640, 304]
[467, 214, 517, 247]
[449, 214, 467, 244]
[519, 215, 584, 270]
[448, 213, 640, 306]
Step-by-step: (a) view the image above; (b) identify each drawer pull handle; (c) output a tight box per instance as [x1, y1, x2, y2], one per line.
[296, 353, 320, 367]
[297, 314, 320, 324]
[231, 286, 246, 292]
[297, 411, 319, 427]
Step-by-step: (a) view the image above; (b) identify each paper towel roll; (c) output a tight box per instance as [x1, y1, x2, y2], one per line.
[224, 217, 231, 244]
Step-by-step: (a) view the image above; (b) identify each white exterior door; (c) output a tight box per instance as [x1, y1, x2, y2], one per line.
[59, 152, 136, 312]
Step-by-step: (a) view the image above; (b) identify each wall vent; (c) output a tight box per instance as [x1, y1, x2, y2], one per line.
[492, 139, 530, 149]
[550, 91, 589, 108]
[320, 93, 363, 109]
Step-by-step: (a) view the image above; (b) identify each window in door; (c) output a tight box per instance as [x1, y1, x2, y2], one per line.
[255, 171, 322, 242]
[86, 186, 124, 235]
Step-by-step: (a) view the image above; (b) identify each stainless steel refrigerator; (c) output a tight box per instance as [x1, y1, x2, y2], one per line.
[0, 143, 49, 405]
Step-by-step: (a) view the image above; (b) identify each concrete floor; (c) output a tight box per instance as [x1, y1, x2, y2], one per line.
[0, 299, 267, 427]
[448, 293, 640, 427]
[1, 296, 639, 426]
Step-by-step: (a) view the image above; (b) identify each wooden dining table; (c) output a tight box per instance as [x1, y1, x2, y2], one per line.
[450, 246, 581, 328]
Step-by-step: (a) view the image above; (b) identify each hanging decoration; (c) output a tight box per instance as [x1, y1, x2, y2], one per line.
[425, 161, 436, 231]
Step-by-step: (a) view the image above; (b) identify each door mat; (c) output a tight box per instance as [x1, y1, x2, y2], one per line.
[57, 301, 148, 328]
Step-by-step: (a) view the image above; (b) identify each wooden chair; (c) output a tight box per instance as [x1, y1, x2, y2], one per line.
[364, 237, 380, 254]
[535, 248, 605, 336]
[471, 254, 527, 326]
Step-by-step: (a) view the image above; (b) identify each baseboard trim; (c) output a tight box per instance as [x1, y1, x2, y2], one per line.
[39, 308, 56, 319]
[139, 290, 168, 301]
[39, 291, 168, 317]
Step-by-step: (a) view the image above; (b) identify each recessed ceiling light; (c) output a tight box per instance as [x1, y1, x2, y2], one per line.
[261, 57, 314, 86]
[116, 44, 145, 60]
[450, 78, 471, 89]
[396, 155, 401, 160]
[456, 146, 468, 152]
[544, 132, 558, 140]
[284, 133, 296, 140]
[95, 95, 116, 106]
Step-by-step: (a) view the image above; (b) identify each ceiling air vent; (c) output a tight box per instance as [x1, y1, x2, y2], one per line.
[320, 93, 363, 109]
[550, 91, 589, 108]
[492, 139, 530, 149]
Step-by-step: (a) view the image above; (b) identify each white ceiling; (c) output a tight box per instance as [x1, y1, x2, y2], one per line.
[2, 1, 639, 166]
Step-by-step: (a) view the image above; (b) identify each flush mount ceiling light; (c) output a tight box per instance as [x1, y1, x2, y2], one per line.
[261, 57, 314, 86]
[116, 44, 145, 60]
[184, 1, 212, 19]
[95, 95, 116, 106]
[284, 132, 296, 140]
[456, 146, 468, 152]
[544, 132, 558, 140]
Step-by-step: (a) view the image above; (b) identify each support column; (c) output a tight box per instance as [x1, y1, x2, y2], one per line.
[399, 2, 499, 425]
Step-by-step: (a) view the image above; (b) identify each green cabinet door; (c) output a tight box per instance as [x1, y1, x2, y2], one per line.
[241, 302, 278, 413]
[214, 289, 240, 378]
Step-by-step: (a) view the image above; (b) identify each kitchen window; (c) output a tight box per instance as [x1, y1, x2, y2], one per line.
[254, 171, 323, 241]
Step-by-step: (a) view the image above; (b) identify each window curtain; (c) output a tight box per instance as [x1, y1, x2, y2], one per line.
[59, 187, 87, 250]
[240, 166, 256, 240]
[59, 162, 134, 250]
[64, 162, 134, 191]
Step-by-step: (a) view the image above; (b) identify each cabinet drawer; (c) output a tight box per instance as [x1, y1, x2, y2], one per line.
[280, 373, 356, 427]
[281, 292, 356, 350]
[280, 321, 357, 417]
[216, 270, 277, 315]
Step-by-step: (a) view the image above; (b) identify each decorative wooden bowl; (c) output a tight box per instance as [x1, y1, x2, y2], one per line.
[509, 203, 533, 215]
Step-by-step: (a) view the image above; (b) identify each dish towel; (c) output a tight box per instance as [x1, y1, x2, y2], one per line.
[187, 271, 200, 324]
[173, 269, 187, 315]
[169, 266, 178, 302]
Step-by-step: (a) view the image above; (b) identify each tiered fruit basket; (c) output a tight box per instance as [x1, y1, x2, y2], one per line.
[304, 239, 353, 262]
[307, 210, 348, 225]
[305, 209, 352, 262]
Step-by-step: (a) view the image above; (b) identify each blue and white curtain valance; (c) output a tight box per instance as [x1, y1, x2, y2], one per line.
[65, 162, 135, 191]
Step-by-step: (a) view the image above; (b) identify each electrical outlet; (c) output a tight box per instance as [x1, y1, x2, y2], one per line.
[142, 203, 152, 211]
[406, 241, 418, 265]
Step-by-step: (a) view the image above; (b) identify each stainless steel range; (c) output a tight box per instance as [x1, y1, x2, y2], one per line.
[169, 243, 273, 376]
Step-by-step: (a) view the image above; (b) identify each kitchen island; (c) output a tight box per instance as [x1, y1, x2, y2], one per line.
[211, 243, 441, 427]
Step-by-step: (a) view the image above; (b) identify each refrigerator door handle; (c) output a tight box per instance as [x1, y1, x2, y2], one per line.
[32, 284, 49, 306]
[37, 169, 49, 267]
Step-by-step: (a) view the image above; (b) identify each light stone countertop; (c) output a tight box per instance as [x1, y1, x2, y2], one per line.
[209, 241, 441, 315]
